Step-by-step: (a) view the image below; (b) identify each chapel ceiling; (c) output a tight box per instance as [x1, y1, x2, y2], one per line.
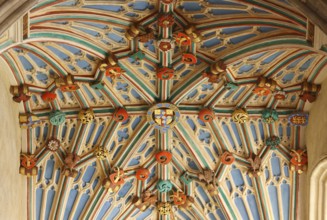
[3, 0, 327, 219]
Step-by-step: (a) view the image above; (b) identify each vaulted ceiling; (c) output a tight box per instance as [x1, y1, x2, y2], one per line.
[4, 0, 327, 220]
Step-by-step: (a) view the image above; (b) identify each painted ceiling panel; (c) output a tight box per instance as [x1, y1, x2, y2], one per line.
[3, 0, 326, 219]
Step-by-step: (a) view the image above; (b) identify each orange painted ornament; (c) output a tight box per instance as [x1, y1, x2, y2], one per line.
[199, 108, 215, 122]
[155, 151, 172, 164]
[41, 92, 57, 102]
[157, 67, 174, 80]
[182, 53, 197, 64]
[136, 168, 150, 181]
[113, 107, 129, 122]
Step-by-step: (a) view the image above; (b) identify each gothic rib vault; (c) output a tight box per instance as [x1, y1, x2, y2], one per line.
[3, 0, 327, 219]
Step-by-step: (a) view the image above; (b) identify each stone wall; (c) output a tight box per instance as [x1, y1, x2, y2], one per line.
[0, 58, 26, 219]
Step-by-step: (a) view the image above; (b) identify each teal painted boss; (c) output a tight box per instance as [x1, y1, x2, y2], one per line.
[157, 180, 172, 192]
[49, 110, 66, 126]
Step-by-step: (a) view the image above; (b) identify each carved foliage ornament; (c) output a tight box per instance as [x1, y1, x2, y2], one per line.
[133, 190, 157, 211]
[103, 167, 125, 193]
[78, 109, 95, 124]
[247, 152, 262, 177]
[63, 153, 80, 178]
[300, 82, 320, 103]
[135, 168, 150, 181]
[266, 136, 281, 150]
[262, 109, 278, 124]
[94, 146, 109, 160]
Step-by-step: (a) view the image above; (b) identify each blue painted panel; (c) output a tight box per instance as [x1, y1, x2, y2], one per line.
[136, 207, 154, 220]
[198, 129, 211, 144]
[86, 122, 96, 144]
[203, 38, 221, 48]
[231, 121, 242, 147]
[281, 182, 290, 219]
[18, 55, 33, 71]
[216, 208, 226, 220]
[177, 210, 191, 220]
[117, 128, 129, 142]
[250, 122, 258, 142]
[197, 185, 210, 203]
[232, 87, 246, 101]
[45, 188, 55, 220]
[55, 168, 60, 184]
[46, 46, 70, 61]
[234, 197, 249, 220]
[247, 193, 260, 220]
[36, 187, 43, 220]
[28, 53, 47, 68]
[63, 188, 78, 220]
[73, 193, 90, 220]
[93, 124, 104, 146]
[83, 5, 123, 12]
[128, 157, 141, 166]
[45, 156, 55, 180]
[106, 204, 121, 220]
[43, 124, 49, 141]
[261, 51, 284, 65]
[226, 178, 232, 192]
[223, 122, 236, 150]
[180, 2, 203, 11]
[96, 199, 113, 220]
[238, 64, 254, 74]
[222, 27, 252, 35]
[211, 9, 248, 15]
[144, 146, 154, 158]
[258, 120, 265, 140]
[230, 34, 256, 44]
[271, 154, 281, 177]
[268, 185, 280, 220]
[231, 169, 244, 187]
[69, 127, 75, 141]
[283, 164, 289, 178]
[82, 165, 96, 183]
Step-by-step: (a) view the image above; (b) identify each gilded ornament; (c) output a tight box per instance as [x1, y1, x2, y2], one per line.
[125, 24, 141, 40]
[10, 84, 30, 103]
[232, 108, 249, 124]
[103, 167, 125, 193]
[94, 146, 109, 160]
[157, 202, 171, 215]
[185, 25, 202, 43]
[147, 103, 180, 132]
[49, 110, 66, 126]
[262, 109, 278, 124]
[247, 152, 261, 177]
[288, 112, 309, 126]
[198, 108, 215, 122]
[55, 74, 79, 92]
[78, 109, 95, 124]
[253, 77, 277, 96]
[198, 169, 218, 195]
[210, 60, 227, 75]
